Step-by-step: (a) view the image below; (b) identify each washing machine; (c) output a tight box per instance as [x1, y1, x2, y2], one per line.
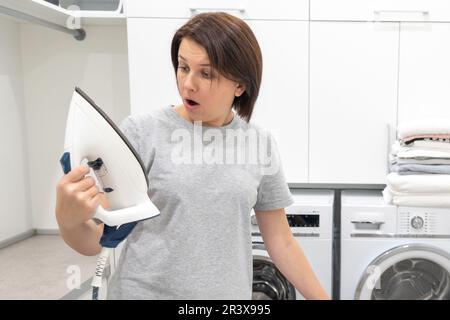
[251, 189, 334, 300]
[341, 190, 450, 300]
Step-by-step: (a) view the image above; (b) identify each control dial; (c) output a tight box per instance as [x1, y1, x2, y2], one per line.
[411, 216, 424, 230]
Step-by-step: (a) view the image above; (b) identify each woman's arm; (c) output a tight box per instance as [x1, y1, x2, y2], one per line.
[255, 208, 330, 300]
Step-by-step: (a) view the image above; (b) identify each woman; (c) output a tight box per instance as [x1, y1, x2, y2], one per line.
[55, 12, 329, 300]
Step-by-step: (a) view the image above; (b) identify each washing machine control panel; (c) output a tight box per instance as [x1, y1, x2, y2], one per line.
[286, 214, 320, 228]
[397, 208, 450, 235]
[399, 210, 430, 234]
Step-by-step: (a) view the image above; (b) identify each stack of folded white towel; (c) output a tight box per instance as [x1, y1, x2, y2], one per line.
[383, 119, 450, 207]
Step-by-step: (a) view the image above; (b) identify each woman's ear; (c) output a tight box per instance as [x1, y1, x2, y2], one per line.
[235, 83, 246, 97]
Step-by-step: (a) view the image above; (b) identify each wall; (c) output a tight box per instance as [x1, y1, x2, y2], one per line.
[0, 17, 33, 243]
[20, 23, 130, 231]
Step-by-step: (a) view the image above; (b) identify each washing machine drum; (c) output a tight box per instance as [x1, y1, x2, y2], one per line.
[357, 244, 450, 300]
[252, 255, 296, 300]
[372, 258, 450, 300]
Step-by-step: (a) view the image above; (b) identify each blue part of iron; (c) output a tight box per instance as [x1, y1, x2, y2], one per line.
[60, 152, 71, 174]
[100, 222, 138, 248]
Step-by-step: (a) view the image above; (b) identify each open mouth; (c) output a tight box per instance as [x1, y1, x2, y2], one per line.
[185, 98, 200, 109]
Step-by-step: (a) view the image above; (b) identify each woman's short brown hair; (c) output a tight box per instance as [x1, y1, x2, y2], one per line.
[171, 12, 262, 122]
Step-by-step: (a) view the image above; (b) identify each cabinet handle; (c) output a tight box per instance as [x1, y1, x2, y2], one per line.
[189, 7, 246, 16]
[374, 10, 429, 20]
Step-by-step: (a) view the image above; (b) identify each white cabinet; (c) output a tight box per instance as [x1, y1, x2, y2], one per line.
[309, 22, 399, 184]
[311, 0, 450, 22]
[127, 18, 185, 114]
[398, 23, 450, 123]
[125, 0, 308, 20]
[248, 21, 309, 183]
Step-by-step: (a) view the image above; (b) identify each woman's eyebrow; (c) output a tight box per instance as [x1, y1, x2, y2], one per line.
[178, 55, 211, 67]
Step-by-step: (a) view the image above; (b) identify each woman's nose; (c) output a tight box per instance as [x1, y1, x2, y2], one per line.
[183, 72, 197, 92]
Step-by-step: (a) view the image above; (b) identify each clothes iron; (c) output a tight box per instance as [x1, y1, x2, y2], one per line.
[60, 87, 160, 226]
[60, 87, 160, 299]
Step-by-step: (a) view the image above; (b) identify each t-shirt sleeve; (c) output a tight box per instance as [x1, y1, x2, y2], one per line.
[253, 133, 294, 212]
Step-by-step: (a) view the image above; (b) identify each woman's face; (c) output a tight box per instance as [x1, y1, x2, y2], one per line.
[176, 38, 245, 127]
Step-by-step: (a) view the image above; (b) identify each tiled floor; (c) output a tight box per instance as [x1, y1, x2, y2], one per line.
[0, 235, 97, 300]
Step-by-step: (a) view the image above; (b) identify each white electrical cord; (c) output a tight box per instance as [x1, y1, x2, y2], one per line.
[91, 247, 113, 300]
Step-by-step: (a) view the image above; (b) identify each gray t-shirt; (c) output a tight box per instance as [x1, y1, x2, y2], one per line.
[107, 105, 293, 300]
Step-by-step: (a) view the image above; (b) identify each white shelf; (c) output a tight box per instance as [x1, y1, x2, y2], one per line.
[0, 0, 125, 27]
[60, 0, 125, 25]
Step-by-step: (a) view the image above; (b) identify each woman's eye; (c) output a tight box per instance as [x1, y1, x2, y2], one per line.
[201, 71, 211, 78]
[178, 66, 189, 72]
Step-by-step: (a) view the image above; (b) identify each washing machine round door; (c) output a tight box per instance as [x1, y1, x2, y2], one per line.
[355, 244, 450, 300]
[252, 243, 296, 300]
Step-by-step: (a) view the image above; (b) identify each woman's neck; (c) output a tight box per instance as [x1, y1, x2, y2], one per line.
[174, 105, 234, 127]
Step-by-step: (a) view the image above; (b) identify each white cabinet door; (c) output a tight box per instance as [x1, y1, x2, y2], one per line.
[127, 18, 186, 115]
[311, 0, 450, 22]
[309, 22, 399, 184]
[248, 21, 309, 183]
[398, 23, 450, 124]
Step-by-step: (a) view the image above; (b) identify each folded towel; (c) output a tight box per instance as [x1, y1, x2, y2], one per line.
[397, 148, 450, 160]
[383, 186, 450, 207]
[390, 138, 450, 167]
[398, 119, 450, 139]
[394, 158, 450, 165]
[390, 163, 450, 175]
[402, 134, 450, 144]
[387, 172, 450, 193]
[392, 140, 450, 156]
[406, 140, 450, 150]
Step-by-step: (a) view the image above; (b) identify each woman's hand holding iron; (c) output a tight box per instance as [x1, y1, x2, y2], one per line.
[54, 165, 107, 255]
[55, 165, 106, 230]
